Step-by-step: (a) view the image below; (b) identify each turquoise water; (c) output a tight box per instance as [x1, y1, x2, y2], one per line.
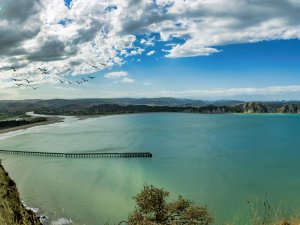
[0, 113, 300, 224]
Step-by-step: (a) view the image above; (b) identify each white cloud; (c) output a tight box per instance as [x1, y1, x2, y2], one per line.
[121, 77, 135, 83]
[160, 0, 300, 57]
[166, 45, 220, 58]
[104, 70, 135, 84]
[154, 85, 300, 98]
[146, 50, 155, 56]
[125, 47, 144, 57]
[8, 84, 300, 100]
[79, 85, 300, 99]
[141, 36, 155, 46]
[1, 0, 300, 96]
[104, 71, 129, 78]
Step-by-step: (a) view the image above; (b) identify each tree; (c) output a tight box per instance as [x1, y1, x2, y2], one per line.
[127, 184, 213, 225]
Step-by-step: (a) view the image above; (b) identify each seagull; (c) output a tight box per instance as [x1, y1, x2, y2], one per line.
[16, 83, 23, 87]
[81, 78, 88, 82]
[99, 63, 107, 66]
[59, 79, 64, 83]
[88, 76, 96, 79]
[32, 87, 38, 90]
[11, 66, 17, 72]
[38, 68, 49, 74]
[24, 79, 33, 83]
[12, 78, 21, 82]
[67, 80, 72, 84]
[92, 65, 98, 69]
[38, 68, 47, 72]
[76, 81, 82, 84]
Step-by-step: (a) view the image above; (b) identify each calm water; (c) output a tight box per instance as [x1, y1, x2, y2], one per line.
[0, 113, 300, 224]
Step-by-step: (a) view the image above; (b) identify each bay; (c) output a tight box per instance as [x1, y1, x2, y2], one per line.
[0, 113, 300, 224]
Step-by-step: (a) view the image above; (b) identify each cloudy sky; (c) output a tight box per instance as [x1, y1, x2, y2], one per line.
[1, 0, 300, 100]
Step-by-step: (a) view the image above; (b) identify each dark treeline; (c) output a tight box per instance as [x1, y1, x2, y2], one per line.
[0, 117, 47, 130]
[0, 120, 31, 129]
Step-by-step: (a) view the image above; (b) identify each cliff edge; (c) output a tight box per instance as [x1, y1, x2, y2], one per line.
[0, 161, 41, 225]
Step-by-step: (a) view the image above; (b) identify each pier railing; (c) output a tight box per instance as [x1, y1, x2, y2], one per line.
[0, 150, 152, 158]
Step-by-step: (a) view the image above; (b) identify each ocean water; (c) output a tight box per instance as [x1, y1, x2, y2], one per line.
[0, 113, 300, 224]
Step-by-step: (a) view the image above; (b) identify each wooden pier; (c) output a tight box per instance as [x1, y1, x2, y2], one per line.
[0, 150, 152, 158]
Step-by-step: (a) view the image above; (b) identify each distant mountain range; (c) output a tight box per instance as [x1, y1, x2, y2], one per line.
[0, 97, 243, 107]
[1, 98, 300, 116]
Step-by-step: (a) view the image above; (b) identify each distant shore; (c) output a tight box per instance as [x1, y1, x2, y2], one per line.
[0, 116, 63, 135]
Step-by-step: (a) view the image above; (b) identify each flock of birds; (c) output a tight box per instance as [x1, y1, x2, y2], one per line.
[10, 64, 106, 90]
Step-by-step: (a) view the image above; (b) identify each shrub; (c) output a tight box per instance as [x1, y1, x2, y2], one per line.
[127, 184, 213, 225]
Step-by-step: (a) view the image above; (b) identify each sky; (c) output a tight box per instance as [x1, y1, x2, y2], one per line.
[1, 0, 300, 100]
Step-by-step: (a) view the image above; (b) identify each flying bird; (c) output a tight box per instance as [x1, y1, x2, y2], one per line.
[16, 83, 23, 87]
[59, 79, 64, 83]
[81, 78, 88, 82]
[11, 78, 21, 82]
[92, 65, 98, 69]
[76, 81, 82, 84]
[32, 87, 38, 90]
[38, 68, 49, 74]
[67, 80, 72, 84]
[99, 63, 107, 66]
[88, 76, 96, 79]
[38, 68, 47, 72]
[24, 79, 33, 83]
[11, 66, 17, 72]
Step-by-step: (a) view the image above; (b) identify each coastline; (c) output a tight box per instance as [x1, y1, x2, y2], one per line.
[0, 162, 42, 225]
[0, 114, 72, 224]
[1, 112, 298, 135]
[0, 116, 64, 135]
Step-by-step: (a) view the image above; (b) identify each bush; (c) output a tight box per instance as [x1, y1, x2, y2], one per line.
[127, 184, 213, 225]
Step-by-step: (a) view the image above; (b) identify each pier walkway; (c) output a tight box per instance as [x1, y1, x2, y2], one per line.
[0, 149, 152, 158]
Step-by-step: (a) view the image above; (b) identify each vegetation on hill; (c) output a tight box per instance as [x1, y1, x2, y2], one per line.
[0, 162, 41, 225]
[108, 185, 300, 225]
[34, 102, 300, 116]
[127, 184, 213, 225]
[2, 98, 300, 116]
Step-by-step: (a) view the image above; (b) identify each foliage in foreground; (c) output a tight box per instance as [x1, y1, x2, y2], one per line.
[105, 186, 300, 225]
[243, 194, 300, 225]
[113, 184, 213, 225]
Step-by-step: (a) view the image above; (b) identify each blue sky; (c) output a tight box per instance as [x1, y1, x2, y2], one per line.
[52, 38, 300, 101]
[119, 39, 300, 89]
[1, 0, 300, 100]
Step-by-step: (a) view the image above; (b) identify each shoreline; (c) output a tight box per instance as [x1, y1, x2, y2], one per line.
[0, 116, 64, 135]
[0, 162, 42, 225]
[0, 114, 68, 224]
[1, 111, 298, 135]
